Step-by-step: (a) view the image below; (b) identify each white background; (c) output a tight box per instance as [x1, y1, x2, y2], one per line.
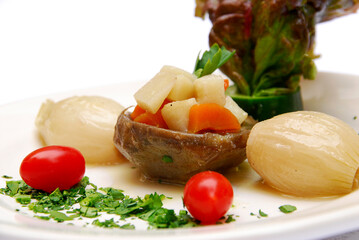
[0, 0, 358, 106]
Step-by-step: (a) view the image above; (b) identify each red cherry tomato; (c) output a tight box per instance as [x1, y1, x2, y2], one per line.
[183, 171, 233, 224]
[20, 146, 86, 193]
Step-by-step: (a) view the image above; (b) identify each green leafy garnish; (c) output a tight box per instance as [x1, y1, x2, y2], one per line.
[195, 1, 321, 96]
[92, 218, 135, 229]
[161, 155, 173, 163]
[193, 43, 235, 78]
[225, 214, 236, 223]
[279, 205, 297, 214]
[0, 176, 201, 229]
[1, 175, 12, 179]
[250, 209, 268, 218]
[49, 210, 76, 222]
[259, 209, 268, 217]
[15, 194, 31, 205]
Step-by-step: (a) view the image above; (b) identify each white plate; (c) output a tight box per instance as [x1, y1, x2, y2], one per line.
[0, 72, 359, 240]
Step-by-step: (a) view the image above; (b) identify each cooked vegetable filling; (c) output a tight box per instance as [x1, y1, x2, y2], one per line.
[131, 62, 248, 133]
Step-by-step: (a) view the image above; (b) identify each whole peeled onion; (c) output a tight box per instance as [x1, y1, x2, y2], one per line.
[246, 111, 359, 197]
[36, 96, 125, 165]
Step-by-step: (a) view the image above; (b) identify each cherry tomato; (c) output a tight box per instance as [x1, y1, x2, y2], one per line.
[183, 171, 233, 224]
[20, 146, 86, 193]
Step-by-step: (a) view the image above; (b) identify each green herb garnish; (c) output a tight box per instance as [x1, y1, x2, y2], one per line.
[92, 218, 135, 229]
[250, 209, 268, 218]
[15, 194, 31, 205]
[193, 43, 235, 78]
[225, 214, 236, 223]
[0, 176, 201, 229]
[259, 209, 268, 217]
[49, 210, 77, 222]
[279, 205, 297, 214]
[196, 2, 319, 96]
[161, 155, 173, 163]
[1, 175, 13, 179]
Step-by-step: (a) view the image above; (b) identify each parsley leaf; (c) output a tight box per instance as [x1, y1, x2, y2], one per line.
[161, 155, 173, 163]
[0, 176, 202, 229]
[259, 209, 268, 217]
[1, 175, 13, 179]
[193, 43, 235, 78]
[225, 214, 236, 223]
[15, 194, 31, 204]
[49, 210, 76, 222]
[92, 218, 129, 229]
[6, 181, 21, 196]
[279, 205, 297, 213]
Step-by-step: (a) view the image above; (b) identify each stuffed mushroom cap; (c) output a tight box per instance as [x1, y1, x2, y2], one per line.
[113, 109, 253, 184]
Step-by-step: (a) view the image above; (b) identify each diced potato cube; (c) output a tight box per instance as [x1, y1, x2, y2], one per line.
[134, 66, 177, 114]
[194, 75, 226, 106]
[224, 96, 248, 124]
[161, 98, 197, 132]
[167, 74, 195, 101]
[161, 65, 196, 80]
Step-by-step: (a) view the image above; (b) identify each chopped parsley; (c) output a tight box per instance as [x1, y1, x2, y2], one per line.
[250, 209, 268, 218]
[225, 214, 236, 223]
[279, 205, 297, 213]
[92, 218, 135, 229]
[259, 209, 268, 217]
[0, 176, 200, 229]
[161, 155, 173, 163]
[1, 175, 13, 179]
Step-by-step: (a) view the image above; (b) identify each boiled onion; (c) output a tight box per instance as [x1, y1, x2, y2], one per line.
[35, 96, 125, 165]
[246, 111, 359, 197]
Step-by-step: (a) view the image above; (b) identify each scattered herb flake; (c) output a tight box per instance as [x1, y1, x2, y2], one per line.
[6, 181, 21, 196]
[15, 194, 31, 205]
[250, 209, 268, 218]
[120, 223, 136, 229]
[49, 210, 75, 222]
[0, 176, 203, 229]
[225, 214, 236, 223]
[354, 116, 357, 120]
[92, 218, 122, 228]
[259, 209, 268, 217]
[161, 155, 173, 163]
[279, 205, 297, 214]
[35, 215, 51, 221]
[1, 175, 13, 179]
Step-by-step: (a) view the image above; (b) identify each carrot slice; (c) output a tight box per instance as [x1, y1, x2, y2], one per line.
[131, 105, 146, 120]
[132, 99, 172, 129]
[224, 79, 229, 91]
[133, 111, 168, 129]
[188, 103, 241, 134]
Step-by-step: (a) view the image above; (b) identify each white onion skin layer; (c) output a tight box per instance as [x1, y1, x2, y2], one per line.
[246, 111, 359, 197]
[36, 96, 125, 165]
